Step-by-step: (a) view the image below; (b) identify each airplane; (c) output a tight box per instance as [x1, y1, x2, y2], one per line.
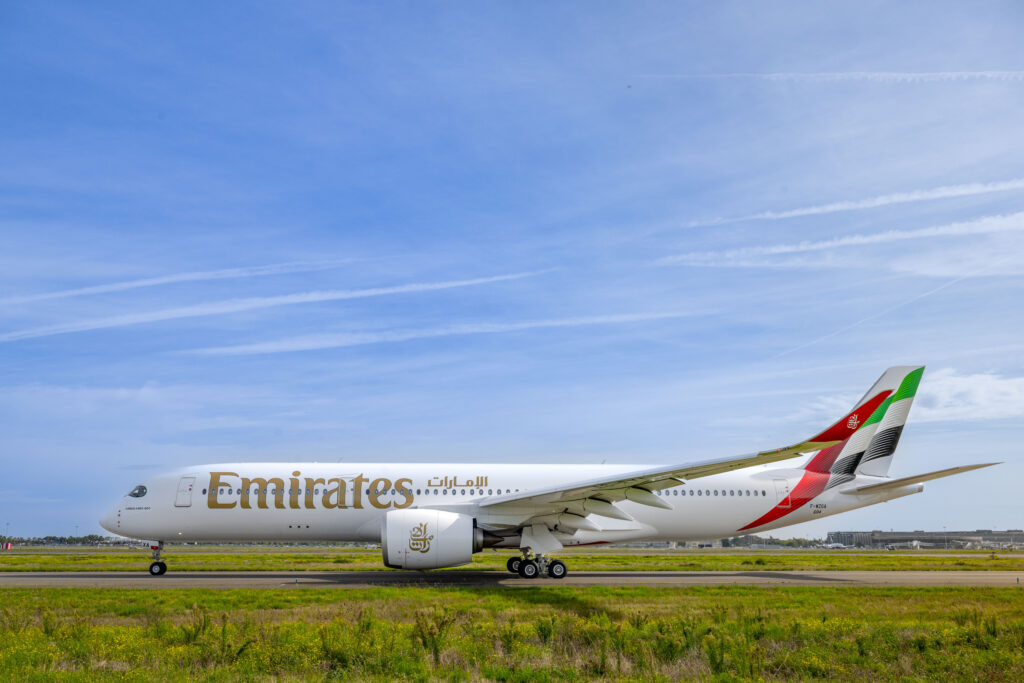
[100, 366, 997, 578]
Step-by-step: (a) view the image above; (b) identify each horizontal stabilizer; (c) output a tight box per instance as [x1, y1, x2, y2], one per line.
[840, 463, 999, 495]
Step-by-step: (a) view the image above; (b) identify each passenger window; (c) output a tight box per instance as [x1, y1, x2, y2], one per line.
[762, 490, 767, 496]
[488, 489, 492, 495]
[730, 490, 734, 496]
[201, 488, 207, 495]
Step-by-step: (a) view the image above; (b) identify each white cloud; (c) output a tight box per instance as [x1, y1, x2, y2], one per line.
[190, 312, 693, 355]
[0, 382, 275, 433]
[756, 369, 1024, 428]
[0, 259, 359, 306]
[0, 271, 543, 342]
[914, 368, 1024, 422]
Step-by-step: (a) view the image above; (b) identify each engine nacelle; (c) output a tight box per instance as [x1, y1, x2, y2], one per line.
[382, 509, 486, 569]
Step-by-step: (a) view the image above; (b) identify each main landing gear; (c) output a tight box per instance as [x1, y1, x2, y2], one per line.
[506, 552, 567, 579]
[148, 541, 167, 576]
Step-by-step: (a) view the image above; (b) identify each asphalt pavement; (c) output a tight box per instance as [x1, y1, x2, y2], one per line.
[2, 570, 1023, 588]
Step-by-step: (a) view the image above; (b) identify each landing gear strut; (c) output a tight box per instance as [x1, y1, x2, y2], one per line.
[148, 541, 167, 576]
[509, 551, 568, 579]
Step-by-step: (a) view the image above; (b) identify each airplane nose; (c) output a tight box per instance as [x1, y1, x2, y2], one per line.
[99, 506, 119, 534]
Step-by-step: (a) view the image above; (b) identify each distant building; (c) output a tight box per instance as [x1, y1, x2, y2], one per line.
[826, 529, 1024, 549]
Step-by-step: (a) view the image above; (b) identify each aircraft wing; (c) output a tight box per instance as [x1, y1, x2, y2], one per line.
[479, 447, 816, 515]
[477, 365, 916, 520]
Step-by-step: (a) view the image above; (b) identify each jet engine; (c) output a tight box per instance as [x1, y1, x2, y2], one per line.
[381, 509, 497, 569]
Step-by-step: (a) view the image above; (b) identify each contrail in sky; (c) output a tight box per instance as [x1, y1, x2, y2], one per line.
[659, 211, 1024, 266]
[0, 272, 543, 343]
[190, 312, 692, 355]
[0, 260, 358, 306]
[685, 177, 1024, 227]
[641, 71, 1024, 83]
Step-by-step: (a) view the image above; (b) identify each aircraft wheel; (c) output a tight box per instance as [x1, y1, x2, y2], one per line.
[506, 557, 521, 573]
[149, 561, 167, 576]
[547, 560, 567, 579]
[517, 559, 539, 579]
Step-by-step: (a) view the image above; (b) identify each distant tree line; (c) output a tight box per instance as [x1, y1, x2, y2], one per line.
[0, 534, 129, 546]
[720, 535, 822, 548]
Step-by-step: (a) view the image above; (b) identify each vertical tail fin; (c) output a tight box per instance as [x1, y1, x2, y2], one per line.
[800, 366, 924, 484]
[855, 366, 924, 477]
[793, 366, 914, 453]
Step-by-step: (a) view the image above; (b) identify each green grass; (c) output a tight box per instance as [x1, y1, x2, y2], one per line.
[2, 586, 1024, 680]
[2, 546, 1023, 572]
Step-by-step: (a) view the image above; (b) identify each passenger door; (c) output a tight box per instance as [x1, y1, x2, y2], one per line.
[773, 478, 791, 508]
[175, 477, 196, 507]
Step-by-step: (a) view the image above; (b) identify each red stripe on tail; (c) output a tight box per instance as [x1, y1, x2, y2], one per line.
[807, 390, 891, 443]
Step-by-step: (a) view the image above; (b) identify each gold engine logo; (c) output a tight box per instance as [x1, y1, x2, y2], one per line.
[408, 522, 433, 553]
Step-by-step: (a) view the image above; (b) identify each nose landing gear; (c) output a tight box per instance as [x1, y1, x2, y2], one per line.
[148, 541, 167, 576]
[507, 551, 568, 579]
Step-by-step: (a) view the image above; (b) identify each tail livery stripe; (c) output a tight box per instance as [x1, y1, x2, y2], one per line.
[738, 469, 830, 531]
[820, 385, 900, 489]
[861, 426, 904, 464]
[739, 366, 924, 531]
[804, 390, 891, 444]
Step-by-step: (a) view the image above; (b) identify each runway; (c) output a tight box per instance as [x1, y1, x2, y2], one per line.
[2, 570, 1023, 588]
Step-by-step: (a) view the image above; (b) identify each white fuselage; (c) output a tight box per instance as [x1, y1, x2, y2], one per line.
[100, 462, 921, 546]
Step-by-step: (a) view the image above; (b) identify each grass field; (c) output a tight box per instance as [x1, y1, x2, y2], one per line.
[2, 546, 1023, 572]
[2, 585, 1024, 680]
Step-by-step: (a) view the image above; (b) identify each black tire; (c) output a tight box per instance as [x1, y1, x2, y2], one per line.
[517, 560, 539, 579]
[547, 560, 567, 579]
[506, 557, 521, 573]
[149, 561, 167, 576]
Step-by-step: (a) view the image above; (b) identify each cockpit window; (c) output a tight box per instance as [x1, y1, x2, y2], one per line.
[128, 485, 147, 498]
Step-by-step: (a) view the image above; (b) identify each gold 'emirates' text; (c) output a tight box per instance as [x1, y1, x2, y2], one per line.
[206, 472, 415, 510]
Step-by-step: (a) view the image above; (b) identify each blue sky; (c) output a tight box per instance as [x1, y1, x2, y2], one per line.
[2, 3, 1023, 537]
